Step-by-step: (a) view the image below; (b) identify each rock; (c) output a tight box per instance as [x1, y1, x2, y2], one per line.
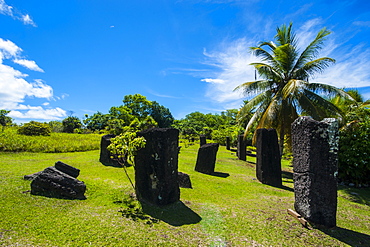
[134, 128, 180, 206]
[178, 172, 192, 189]
[24, 171, 42, 181]
[226, 136, 231, 150]
[195, 143, 219, 174]
[30, 166, 86, 200]
[237, 135, 246, 161]
[99, 134, 121, 167]
[55, 161, 80, 178]
[292, 117, 338, 228]
[256, 128, 282, 187]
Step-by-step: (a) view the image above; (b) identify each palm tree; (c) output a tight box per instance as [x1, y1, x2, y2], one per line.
[332, 89, 370, 128]
[235, 23, 351, 154]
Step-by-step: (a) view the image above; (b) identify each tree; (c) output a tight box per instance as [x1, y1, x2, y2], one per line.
[83, 112, 110, 131]
[149, 101, 174, 128]
[235, 23, 351, 154]
[122, 94, 152, 119]
[62, 116, 82, 133]
[331, 89, 370, 126]
[0, 110, 12, 130]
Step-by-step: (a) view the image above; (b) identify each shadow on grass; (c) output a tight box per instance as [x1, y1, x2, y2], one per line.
[196, 171, 230, 178]
[338, 186, 370, 206]
[319, 226, 370, 246]
[141, 200, 202, 227]
[282, 170, 293, 180]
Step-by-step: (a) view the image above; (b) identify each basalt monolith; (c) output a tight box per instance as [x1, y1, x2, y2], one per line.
[292, 117, 339, 228]
[195, 143, 219, 174]
[256, 128, 282, 187]
[99, 134, 120, 167]
[134, 128, 180, 206]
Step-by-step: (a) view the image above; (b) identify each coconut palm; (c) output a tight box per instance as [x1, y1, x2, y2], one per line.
[235, 23, 351, 154]
[332, 89, 370, 127]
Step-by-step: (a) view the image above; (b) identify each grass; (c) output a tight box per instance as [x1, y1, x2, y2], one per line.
[0, 127, 102, 152]
[0, 141, 369, 246]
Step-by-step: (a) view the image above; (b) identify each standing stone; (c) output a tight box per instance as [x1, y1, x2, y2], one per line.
[256, 128, 282, 187]
[200, 135, 206, 147]
[292, 117, 339, 228]
[178, 172, 192, 189]
[99, 134, 120, 167]
[237, 135, 246, 161]
[195, 143, 219, 174]
[226, 136, 231, 150]
[134, 128, 180, 206]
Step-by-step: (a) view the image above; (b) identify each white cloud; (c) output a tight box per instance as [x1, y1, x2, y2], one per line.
[0, 38, 22, 59]
[0, 0, 12, 16]
[0, 38, 65, 121]
[200, 38, 256, 107]
[13, 59, 44, 72]
[9, 107, 66, 120]
[0, 0, 36, 26]
[21, 14, 36, 26]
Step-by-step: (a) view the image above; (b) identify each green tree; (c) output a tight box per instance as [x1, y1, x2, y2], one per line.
[62, 116, 82, 133]
[84, 112, 110, 131]
[235, 23, 351, 153]
[332, 89, 370, 126]
[149, 101, 174, 128]
[122, 94, 152, 119]
[0, 110, 12, 131]
[48, 121, 63, 133]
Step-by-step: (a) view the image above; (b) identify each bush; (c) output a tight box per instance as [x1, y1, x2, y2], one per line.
[18, 121, 51, 136]
[338, 120, 370, 185]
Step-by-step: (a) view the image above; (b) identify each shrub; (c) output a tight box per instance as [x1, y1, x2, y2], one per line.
[18, 121, 51, 136]
[338, 120, 370, 185]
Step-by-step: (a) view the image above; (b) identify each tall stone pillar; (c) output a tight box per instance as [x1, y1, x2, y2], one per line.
[292, 117, 339, 228]
[237, 135, 246, 161]
[99, 134, 120, 167]
[226, 136, 231, 150]
[195, 143, 219, 174]
[134, 128, 180, 206]
[256, 128, 282, 187]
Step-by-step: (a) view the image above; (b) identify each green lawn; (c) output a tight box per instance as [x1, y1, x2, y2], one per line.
[0, 143, 369, 246]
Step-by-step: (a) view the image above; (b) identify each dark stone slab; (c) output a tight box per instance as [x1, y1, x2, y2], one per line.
[195, 143, 219, 174]
[55, 161, 80, 178]
[200, 135, 206, 147]
[99, 134, 121, 167]
[237, 135, 246, 161]
[226, 136, 231, 150]
[256, 128, 282, 187]
[178, 172, 192, 189]
[24, 171, 42, 181]
[134, 128, 180, 206]
[30, 166, 86, 200]
[292, 117, 338, 228]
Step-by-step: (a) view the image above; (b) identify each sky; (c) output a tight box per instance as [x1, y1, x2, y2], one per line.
[0, 0, 370, 123]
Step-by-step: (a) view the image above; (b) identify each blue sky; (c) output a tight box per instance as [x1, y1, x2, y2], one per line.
[1, 0, 370, 123]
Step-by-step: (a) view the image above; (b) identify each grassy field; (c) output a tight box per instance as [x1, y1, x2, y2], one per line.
[0, 128, 101, 152]
[0, 142, 369, 246]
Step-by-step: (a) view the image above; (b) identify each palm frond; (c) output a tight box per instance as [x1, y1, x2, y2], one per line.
[293, 27, 332, 71]
[306, 82, 354, 100]
[295, 57, 335, 79]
